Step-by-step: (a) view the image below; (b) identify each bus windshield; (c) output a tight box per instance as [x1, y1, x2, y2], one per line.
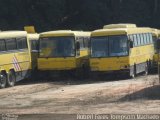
[91, 37, 108, 57]
[39, 36, 75, 57]
[91, 35, 128, 57]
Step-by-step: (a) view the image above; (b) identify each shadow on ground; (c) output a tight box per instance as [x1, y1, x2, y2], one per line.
[17, 71, 158, 86]
[16, 73, 132, 86]
[119, 85, 160, 102]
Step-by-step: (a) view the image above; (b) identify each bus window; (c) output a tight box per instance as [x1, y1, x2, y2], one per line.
[40, 37, 75, 57]
[146, 33, 150, 44]
[0, 40, 6, 51]
[31, 40, 38, 51]
[140, 34, 144, 46]
[136, 34, 141, 46]
[17, 37, 27, 49]
[133, 34, 138, 47]
[84, 37, 89, 48]
[143, 33, 147, 45]
[149, 33, 153, 43]
[6, 38, 17, 50]
[109, 35, 128, 57]
[78, 37, 85, 50]
[128, 35, 135, 46]
[91, 37, 108, 57]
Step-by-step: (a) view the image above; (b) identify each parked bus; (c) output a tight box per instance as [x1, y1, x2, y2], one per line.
[151, 28, 160, 68]
[156, 38, 160, 82]
[28, 34, 39, 70]
[24, 26, 39, 71]
[90, 24, 154, 78]
[0, 31, 31, 88]
[38, 30, 90, 78]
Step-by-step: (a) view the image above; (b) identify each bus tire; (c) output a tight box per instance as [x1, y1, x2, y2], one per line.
[144, 63, 148, 75]
[75, 68, 83, 79]
[7, 71, 16, 87]
[82, 65, 89, 79]
[130, 65, 136, 78]
[0, 73, 7, 89]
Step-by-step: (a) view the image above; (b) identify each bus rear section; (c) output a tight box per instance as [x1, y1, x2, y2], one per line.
[89, 24, 155, 78]
[28, 34, 39, 70]
[24, 26, 39, 71]
[0, 31, 31, 88]
[151, 29, 160, 69]
[38, 30, 90, 79]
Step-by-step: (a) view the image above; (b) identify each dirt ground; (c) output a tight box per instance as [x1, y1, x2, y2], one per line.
[0, 74, 160, 119]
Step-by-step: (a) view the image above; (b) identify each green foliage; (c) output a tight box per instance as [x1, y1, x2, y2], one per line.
[0, 0, 159, 32]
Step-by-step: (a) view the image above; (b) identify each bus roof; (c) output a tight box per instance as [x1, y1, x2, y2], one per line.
[24, 26, 36, 33]
[40, 30, 91, 37]
[151, 28, 160, 37]
[91, 27, 152, 37]
[0, 31, 27, 39]
[28, 33, 39, 40]
[103, 23, 137, 29]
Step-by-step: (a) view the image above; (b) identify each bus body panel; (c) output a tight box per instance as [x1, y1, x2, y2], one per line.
[130, 45, 154, 65]
[0, 31, 32, 84]
[38, 57, 76, 70]
[90, 57, 129, 72]
[153, 54, 158, 67]
[0, 52, 31, 74]
[90, 44, 154, 72]
[80, 49, 89, 57]
[38, 55, 88, 71]
[151, 28, 160, 68]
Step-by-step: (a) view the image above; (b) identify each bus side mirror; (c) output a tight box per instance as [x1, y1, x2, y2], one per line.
[130, 41, 133, 48]
[157, 39, 160, 50]
[76, 42, 80, 50]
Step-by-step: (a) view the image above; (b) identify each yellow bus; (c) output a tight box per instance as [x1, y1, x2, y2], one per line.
[151, 28, 160, 68]
[0, 31, 31, 88]
[156, 39, 160, 82]
[90, 24, 155, 78]
[38, 30, 90, 78]
[24, 26, 39, 77]
[28, 33, 39, 70]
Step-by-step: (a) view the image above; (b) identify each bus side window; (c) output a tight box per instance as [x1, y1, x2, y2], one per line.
[146, 33, 150, 44]
[5, 38, 17, 51]
[133, 34, 138, 47]
[143, 33, 147, 45]
[31, 40, 38, 51]
[0, 39, 6, 51]
[140, 34, 144, 46]
[148, 33, 151, 44]
[128, 35, 135, 47]
[78, 37, 85, 50]
[16, 37, 27, 49]
[84, 37, 89, 49]
[149, 33, 153, 43]
[136, 34, 141, 46]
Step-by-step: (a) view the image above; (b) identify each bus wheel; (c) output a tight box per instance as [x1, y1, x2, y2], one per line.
[0, 73, 7, 89]
[130, 65, 136, 78]
[7, 71, 16, 87]
[82, 65, 89, 79]
[144, 63, 148, 75]
[75, 68, 85, 80]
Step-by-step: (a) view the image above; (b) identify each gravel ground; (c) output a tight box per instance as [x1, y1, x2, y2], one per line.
[0, 74, 159, 119]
